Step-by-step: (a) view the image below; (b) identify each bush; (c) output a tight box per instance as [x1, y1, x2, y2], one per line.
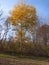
[0, 40, 49, 57]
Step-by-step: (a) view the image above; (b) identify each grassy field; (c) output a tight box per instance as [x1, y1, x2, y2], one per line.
[0, 53, 49, 65]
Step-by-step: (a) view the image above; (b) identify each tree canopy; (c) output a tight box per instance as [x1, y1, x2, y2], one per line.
[9, 2, 37, 26]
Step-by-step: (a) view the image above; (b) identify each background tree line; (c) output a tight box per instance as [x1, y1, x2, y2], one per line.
[0, 2, 49, 57]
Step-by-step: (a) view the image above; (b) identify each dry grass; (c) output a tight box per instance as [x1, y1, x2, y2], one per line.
[0, 54, 49, 65]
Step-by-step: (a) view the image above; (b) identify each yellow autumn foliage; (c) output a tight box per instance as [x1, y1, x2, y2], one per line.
[9, 2, 37, 44]
[9, 2, 36, 25]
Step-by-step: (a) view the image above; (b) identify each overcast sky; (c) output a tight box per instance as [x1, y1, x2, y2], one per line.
[0, 0, 49, 18]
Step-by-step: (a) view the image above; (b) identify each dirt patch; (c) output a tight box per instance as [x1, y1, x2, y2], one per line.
[0, 57, 49, 65]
